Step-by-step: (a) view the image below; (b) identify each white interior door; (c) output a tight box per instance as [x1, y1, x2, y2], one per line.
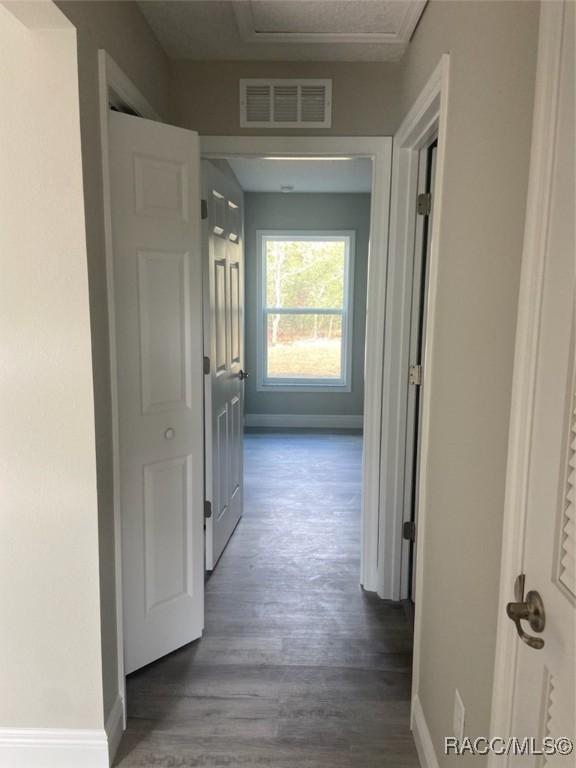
[507, 1, 575, 753]
[109, 111, 204, 674]
[202, 161, 245, 570]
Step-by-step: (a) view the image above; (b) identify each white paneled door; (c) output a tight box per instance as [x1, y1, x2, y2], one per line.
[503, 1, 575, 756]
[109, 111, 204, 674]
[202, 161, 245, 569]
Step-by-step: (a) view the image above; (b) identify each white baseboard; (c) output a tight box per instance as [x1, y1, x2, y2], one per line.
[105, 695, 124, 765]
[411, 694, 440, 768]
[0, 728, 109, 768]
[0, 697, 125, 768]
[244, 413, 363, 429]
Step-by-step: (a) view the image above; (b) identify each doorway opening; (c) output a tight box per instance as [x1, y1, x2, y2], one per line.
[100, 52, 444, 767]
[114, 152, 419, 767]
[202, 155, 372, 573]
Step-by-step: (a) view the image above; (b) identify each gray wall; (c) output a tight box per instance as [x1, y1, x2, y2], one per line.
[244, 193, 371, 417]
[396, 0, 539, 761]
[170, 60, 400, 136]
[56, 0, 172, 724]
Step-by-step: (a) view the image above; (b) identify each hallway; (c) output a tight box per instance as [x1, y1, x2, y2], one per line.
[116, 431, 418, 767]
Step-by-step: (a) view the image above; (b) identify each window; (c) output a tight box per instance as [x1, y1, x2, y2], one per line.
[257, 230, 354, 390]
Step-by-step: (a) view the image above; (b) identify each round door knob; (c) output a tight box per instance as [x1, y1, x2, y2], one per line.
[164, 428, 175, 440]
[238, 370, 249, 380]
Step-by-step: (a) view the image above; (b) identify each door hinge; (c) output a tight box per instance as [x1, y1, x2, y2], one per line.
[403, 521, 416, 542]
[204, 500, 212, 519]
[409, 364, 422, 386]
[417, 192, 432, 216]
[201, 199, 208, 220]
[203, 356, 211, 375]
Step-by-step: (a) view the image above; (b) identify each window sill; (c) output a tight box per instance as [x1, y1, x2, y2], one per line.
[257, 380, 352, 394]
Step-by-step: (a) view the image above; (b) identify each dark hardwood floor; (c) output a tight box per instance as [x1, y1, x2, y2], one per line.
[115, 430, 418, 767]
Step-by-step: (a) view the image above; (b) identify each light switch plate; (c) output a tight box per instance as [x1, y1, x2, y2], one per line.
[453, 689, 465, 740]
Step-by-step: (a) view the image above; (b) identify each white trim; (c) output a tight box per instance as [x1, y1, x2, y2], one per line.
[99, 51, 160, 121]
[411, 695, 440, 768]
[232, 0, 426, 50]
[202, 136, 392, 594]
[104, 696, 124, 766]
[98, 49, 159, 733]
[256, 229, 354, 392]
[245, 413, 363, 429]
[379, 55, 449, 606]
[488, 2, 567, 758]
[386, 55, 451, 721]
[0, 728, 109, 768]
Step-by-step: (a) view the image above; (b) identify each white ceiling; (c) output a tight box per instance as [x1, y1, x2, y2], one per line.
[138, 1, 427, 62]
[226, 157, 373, 193]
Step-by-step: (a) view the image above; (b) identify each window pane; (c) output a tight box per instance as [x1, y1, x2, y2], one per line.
[266, 313, 342, 380]
[265, 239, 346, 309]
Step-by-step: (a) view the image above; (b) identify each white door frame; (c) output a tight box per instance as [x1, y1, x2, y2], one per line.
[381, 55, 451, 756]
[488, 2, 568, 754]
[201, 135, 392, 595]
[381, 55, 450, 607]
[98, 59, 446, 730]
[97, 50, 161, 727]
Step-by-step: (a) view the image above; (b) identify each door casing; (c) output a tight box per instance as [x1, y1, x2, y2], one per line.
[201, 135, 393, 600]
[99, 58, 433, 729]
[489, 1, 574, 753]
[383, 55, 451, 758]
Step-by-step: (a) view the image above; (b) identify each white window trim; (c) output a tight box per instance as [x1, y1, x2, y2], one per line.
[256, 229, 355, 393]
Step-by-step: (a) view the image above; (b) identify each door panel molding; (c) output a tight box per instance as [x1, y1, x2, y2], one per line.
[203, 161, 245, 569]
[98, 49, 161, 732]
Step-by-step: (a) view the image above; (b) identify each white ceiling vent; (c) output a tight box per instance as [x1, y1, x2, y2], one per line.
[240, 79, 332, 128]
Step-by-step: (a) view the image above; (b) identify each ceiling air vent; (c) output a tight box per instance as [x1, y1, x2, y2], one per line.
[240, 79, 332, 129]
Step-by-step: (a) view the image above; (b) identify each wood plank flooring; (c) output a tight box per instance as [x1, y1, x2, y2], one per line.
[115, 430, 418, 767]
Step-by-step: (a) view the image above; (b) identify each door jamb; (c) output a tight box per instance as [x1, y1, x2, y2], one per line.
[488, 2, 567, 754]
[201, 135, 392, 594]
[380, 55, 449, 612]
[400, 144, 436, 602]
[97, 49, 160, 728]
[380, 55, 450, 745]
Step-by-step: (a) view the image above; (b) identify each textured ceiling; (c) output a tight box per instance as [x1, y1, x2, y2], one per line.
[138, 1, 427, 62]
[248, 1, 405, 34]
[226, 157, 373, 193]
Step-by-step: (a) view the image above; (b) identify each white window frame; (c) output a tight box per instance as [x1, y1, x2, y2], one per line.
[256, 229, 355, 392]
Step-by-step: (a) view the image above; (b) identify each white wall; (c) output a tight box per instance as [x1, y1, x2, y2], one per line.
[0, 3, 103, 730]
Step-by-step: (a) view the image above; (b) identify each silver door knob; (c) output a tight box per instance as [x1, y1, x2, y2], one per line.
[506, 574, 545, 650]
[238, 370, 249, 380]
[164, 428, 175, 440]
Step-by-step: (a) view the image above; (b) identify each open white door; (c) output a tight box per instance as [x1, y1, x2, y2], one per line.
[492, 1, 574, 758]
[202, 161, 245, 570]
[109, 111, 204, 674]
